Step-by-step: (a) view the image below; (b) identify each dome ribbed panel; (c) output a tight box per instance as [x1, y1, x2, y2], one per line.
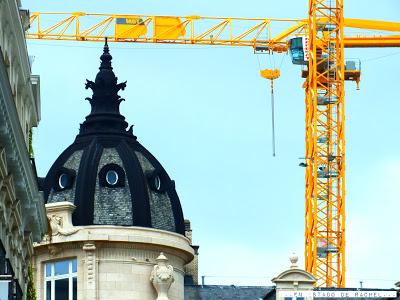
[47, 150, 83, 204]
[135, 151, 176, 232]
[93, 147, 133, 225]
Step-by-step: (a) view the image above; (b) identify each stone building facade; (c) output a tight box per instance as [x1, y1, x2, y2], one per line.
[0, 0, 48, 298]
[33, 202, 193, 300]
[33, 42, 195, 300]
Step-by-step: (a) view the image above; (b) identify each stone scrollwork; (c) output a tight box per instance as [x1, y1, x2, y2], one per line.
[49, 214, 79, 236]
[150, 252, 175, 300]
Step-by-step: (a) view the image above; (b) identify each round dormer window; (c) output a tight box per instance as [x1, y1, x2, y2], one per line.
[99, 164, 125, 188]
[154, 175, 161, 191]
[54, 168, 75, 191]
[58, 173, 70, 189]
[147, 170, 167, 193]
[106, 170, 119, 186]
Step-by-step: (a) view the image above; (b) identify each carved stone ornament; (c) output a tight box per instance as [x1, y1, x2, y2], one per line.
[49, 214, 79, 236]
[150, 252, 175, 300]
[47, 245, 61, 256]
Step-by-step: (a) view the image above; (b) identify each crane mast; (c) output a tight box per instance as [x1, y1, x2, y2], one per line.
[305, 0, 345, 287]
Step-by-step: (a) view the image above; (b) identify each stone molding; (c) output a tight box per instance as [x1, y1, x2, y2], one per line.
[36, 201, 194, 263]
[0, 38, 47, 241]
[34, 202, 193, 266]
[0, 0, 40, 132]
[39, 226, 193, 258]
[0, 148, 29, 288]
[83, 242, 97, 300]
[0, 0, 47, 243]
[0, 0, 47, 292]
[272, 268, 316, 284]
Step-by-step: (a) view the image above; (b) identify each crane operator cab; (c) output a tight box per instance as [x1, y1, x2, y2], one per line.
[289, 37, 307, 65]
[289, 36, 361, 89]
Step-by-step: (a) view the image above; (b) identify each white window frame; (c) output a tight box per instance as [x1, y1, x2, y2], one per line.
[44, 259, 77, 300]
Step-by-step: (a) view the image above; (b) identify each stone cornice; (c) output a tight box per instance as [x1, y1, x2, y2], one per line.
[0, 2, 47, 241]
[1, 0, 39, 124]
[37, 202, 193, 262]
[0, 56, 47, 241]
[36, 225, 194, 263]
[272, 268, 316, 283]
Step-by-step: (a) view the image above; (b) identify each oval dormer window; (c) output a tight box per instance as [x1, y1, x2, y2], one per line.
[106, 170, 119, 186]
[58, 173, 70, 189]
[99, 164, 125, 188]
[154, 175, 161, 191]
[54, 168, 75, 191]
[147, 170, 166, 193]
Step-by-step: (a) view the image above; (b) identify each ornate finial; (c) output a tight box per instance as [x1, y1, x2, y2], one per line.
[78, 43, 136, 138]
[100, 37, 112, 70]
[290, 253, 298, 269]
[150, 252, 175, 300]
[79, 43, 136, 138]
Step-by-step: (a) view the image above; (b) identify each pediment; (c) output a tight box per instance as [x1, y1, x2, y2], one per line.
[272, 268, 316, 283]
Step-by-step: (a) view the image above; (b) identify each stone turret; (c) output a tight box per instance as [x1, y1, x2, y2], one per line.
[33, 42, 194, 300]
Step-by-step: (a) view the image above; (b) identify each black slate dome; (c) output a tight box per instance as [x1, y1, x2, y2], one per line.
[40, 41, 185, 235]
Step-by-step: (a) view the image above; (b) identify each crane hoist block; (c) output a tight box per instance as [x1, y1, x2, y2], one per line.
[260, 69, 280, 80]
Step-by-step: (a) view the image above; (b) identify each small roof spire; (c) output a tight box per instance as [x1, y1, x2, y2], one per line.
[79, 42, 130, 137]
[100, 37, 112, 71]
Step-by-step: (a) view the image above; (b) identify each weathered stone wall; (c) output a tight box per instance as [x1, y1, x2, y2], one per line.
[33, 202, 194, 300]
[0, 0, 47, 295]
[0, 0, 41, 145]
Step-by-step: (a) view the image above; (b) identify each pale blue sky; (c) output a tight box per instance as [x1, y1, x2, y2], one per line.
[25, 0, 400, 288]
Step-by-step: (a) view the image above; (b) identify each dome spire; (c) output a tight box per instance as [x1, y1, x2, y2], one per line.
[78, 40, 134, 138]
[100, 37, 112, 71]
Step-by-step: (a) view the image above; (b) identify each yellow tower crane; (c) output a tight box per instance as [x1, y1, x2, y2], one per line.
[26, 3, 400, 287]
[306, 0, 345, 287]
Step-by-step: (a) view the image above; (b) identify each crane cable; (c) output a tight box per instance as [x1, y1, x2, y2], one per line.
[270, 78, 276, 157]
[257, 53, 281, 157]
[269, 54, 276, 157]
[259, 67, 280, 157]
